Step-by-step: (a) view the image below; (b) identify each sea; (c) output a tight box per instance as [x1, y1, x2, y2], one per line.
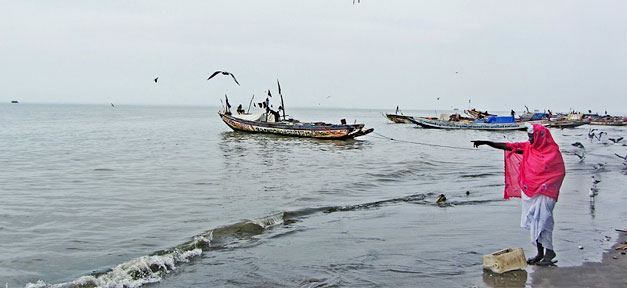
[1, 103, 625, 288]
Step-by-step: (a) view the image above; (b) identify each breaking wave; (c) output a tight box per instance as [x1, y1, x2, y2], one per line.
[26, 193, 498, 288]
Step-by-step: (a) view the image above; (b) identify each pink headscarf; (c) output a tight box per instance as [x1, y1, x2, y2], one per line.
[503, 124, 565, 201]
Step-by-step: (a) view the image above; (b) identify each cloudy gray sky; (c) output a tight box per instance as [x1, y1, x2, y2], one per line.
[1, 1, 625, 114]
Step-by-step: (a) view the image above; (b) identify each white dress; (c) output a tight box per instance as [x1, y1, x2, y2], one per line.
[521, 191, 556, 250]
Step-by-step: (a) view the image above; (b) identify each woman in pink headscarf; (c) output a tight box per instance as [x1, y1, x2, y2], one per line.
[472, 123, 565, 266]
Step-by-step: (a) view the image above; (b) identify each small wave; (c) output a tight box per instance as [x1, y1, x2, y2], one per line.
[460, 173, 499, 178]
[29, 193, 502, 287]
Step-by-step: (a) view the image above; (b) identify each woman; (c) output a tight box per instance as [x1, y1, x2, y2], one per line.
[472, 123, 566, 266]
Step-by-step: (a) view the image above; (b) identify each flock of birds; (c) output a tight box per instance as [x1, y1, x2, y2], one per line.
[569, 128, 626, 209]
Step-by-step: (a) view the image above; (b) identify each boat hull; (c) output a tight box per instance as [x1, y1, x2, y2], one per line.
[219, 112, 373, 139]
[411, 117, 527, 131]
[384, 113, 414, 124]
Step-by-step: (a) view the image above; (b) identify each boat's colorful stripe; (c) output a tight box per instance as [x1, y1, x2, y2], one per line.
[411, 117, 527, 130]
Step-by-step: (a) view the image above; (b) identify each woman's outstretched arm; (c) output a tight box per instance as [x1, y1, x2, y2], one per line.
[471, 140, 512, 151]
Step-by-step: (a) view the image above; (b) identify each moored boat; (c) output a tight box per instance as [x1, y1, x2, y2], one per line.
[410, 116, 528, 131]
[384, 113, 415, 124]
[219, 111, 374, 139]
[546, 120, 587, 129]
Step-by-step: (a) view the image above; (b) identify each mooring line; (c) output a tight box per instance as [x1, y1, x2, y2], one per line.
[371, 131, 476, 151]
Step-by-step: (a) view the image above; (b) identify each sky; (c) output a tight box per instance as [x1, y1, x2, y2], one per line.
[1, 0, 626, 114]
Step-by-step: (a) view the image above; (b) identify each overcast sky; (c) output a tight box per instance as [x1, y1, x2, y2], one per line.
[1, 1, 625, 114]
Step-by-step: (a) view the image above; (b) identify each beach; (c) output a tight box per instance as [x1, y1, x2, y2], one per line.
[531, 230, 627, 288]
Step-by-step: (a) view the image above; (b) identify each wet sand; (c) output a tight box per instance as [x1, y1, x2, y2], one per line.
[531, 230, 627, 288]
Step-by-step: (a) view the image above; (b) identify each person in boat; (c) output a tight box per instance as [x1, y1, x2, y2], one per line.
[269, 108, 281, 122]
[511, 109, 515, 117]
[471, 123, 565, 266]
[236, 104, 245, 114]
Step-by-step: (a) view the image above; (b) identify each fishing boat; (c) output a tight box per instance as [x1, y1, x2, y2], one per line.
[219, 111, 374, 139]
[384, 113, 415, 124]
[546, 120, 587, 129]
[464, 109, 495, 119]
[384, 106, 415, 123]
[410, 115, 527, 131]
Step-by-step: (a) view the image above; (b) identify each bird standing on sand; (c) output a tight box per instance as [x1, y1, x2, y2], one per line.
[154, 77, 158, 83]
[207, 71, 240, 86]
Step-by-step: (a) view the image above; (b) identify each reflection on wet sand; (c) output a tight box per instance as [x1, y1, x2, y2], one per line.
[482, 269, 528, 288]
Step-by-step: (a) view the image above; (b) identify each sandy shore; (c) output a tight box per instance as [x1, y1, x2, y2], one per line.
[530, 230, 627, 288]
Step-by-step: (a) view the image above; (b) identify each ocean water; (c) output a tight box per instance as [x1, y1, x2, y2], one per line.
[0, 104, 625, 287]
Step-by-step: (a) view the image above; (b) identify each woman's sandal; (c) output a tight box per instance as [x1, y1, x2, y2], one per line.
[527, 255, 543, 265]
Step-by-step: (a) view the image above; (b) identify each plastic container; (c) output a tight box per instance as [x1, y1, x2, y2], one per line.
[483, 247, 527, 274]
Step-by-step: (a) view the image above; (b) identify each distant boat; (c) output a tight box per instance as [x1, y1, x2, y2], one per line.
[384, 106, 416, 124]
[410, 117, 528, 131]
[219, 111, 373, 139]
[11, 100, 19, 104]
[546, 120, 588, 129]
[383, 113, 415, 124]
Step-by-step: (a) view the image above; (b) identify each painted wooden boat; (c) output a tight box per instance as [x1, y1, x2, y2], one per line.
[410, 117, 527, 131]
[546, 120, 588, 129]
[464, 109, 495, 119]
[384, 113, 415, 124]
[219, 111, 374, 139]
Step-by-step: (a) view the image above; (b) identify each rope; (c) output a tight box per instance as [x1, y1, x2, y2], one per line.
[371, 131, 476, 151]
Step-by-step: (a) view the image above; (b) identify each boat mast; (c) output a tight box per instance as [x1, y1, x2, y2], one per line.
[278, 79, 285, 120]
[247, 94, 255, 113]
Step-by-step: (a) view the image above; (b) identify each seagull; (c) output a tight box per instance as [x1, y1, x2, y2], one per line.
[591, 175, 600, 185]
[110, 103, 115, 107]
[595, 131, 606, 141]
[574, 151, 585, 161]
[589, 187, 597, 197]
[609, 137, 624, 144]
[571, 142, 585, 149]
[592, 163, 606, 170]
[615, 153, 627, 161]
[154, 77, 158, 83]
[353, 0, 360, 4]
[207, 71, 240, 86]
[588, 128, 598, 140]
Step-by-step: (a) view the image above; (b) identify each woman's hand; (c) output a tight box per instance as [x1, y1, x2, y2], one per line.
[471, 140, 488, 148]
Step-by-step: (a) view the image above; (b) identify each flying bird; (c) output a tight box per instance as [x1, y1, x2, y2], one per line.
[574, 151, 585, 161]
[588, 128, 598, 140]
[609, 137, 624, 144]
[595, 131, 606, 141]
[592, 163, 606, 170]
[207, 71, 240, 86]
[615, 153, 627, 161]
[154, 77, 158, 83]
[353, 0, 360, 4]
[571, 142, 585, 149]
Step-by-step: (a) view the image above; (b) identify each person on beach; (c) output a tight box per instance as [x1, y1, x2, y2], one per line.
[472, 123, 566, 266]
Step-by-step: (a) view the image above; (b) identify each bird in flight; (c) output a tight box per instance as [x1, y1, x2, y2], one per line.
[571, 142, 585, 149]
[207, 71, 240, 86]
[353, 0, 360, 4]
[154, 77, 158, 83]
[609, 137, 623, 144]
